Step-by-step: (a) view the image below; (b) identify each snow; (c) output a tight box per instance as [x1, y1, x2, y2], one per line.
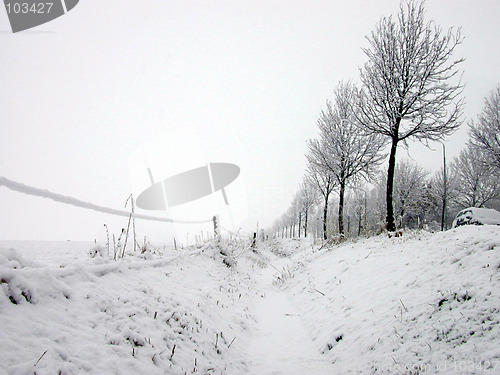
[1, 226, 500, 374]
[247, 256, 334, 374]
[280, 227, 500, 373]
[0, 242, 260, 374]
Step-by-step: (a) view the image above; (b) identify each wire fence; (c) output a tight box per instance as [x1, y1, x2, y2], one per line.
[0, 176, 213, 225]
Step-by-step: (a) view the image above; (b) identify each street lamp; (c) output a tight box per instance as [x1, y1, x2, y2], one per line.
[440, 142, 447, 231]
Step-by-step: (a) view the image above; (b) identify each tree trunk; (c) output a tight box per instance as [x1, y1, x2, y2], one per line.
[298, 214, 302, 238]
[304, 209, 308, 237]
[386, 138, 398, 232]
[338, 180, 345, 235]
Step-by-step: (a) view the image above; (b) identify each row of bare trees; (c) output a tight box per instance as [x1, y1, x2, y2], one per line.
[272, 144, 500, 240]
[269, 1, 500, 240]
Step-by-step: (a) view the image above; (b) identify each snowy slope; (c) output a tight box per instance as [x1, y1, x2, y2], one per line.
[281, 226, 500, 374]
[0, 241, 263, 375]
[1, 226, 499, 374]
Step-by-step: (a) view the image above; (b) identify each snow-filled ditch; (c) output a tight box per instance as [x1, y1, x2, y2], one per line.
[1, 226, 499, 374]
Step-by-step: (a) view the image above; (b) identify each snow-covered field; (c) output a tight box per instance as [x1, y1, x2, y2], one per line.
[1, 226, 499, 374]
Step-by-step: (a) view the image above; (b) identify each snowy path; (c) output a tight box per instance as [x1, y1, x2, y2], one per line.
[247, 259, 334, 375]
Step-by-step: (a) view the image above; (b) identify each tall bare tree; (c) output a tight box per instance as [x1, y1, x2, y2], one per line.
[469, 85, 500, 171]
[305, 162, 336, 240]
[393, 159, 429, 228]
[357, 0, 464, 231]
[431, 166, 458, 230]
[298, 177, 319, 237]
[308, 82, 385, 235]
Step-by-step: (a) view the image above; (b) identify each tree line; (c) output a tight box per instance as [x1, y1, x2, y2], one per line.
[270, 1, 500, 240]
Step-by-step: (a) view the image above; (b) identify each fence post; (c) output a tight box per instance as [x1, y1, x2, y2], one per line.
[213, 215, 220, 242]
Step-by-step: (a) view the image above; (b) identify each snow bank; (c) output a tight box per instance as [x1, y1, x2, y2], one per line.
[282, 226, 500, 374]
[0, 241, 263, 374]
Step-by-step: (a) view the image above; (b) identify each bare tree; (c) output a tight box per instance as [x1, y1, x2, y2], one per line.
[469, 85, 500, 171]
[308, 82, 385, 235]
[450, 146, 500, 209]
[357, 0, 464, 231]
[287, 201, 299, 238]
[430, 166, 458, 230]
[305, 162, 336, 240]
[298, 177, 319, 237]
[348, 185, 369, 237]
[393, 159, 428, 228]
[369, 173, 389, 233]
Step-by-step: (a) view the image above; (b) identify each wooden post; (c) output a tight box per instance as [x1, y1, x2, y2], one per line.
[173, 237, 177, 250]
[213, 215, 220, 242]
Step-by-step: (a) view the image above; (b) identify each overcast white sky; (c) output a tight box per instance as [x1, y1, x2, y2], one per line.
[1, 0, 499, 241]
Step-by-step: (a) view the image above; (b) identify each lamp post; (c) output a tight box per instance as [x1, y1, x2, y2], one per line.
[440, 143, 447, 231]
